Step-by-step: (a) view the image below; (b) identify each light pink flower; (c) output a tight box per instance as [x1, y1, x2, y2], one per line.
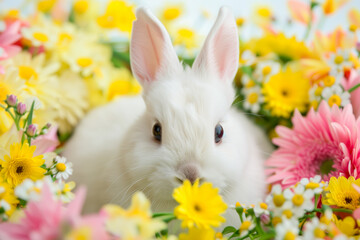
[342, 70, 360, 118]
[33, 126, 60, 156]
[266, 101, 360, 188]
[0, 185, 108, 240]
[0, 20, 22, 61]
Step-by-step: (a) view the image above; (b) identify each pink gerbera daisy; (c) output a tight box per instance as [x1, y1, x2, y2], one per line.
[266, 101, 360, 188]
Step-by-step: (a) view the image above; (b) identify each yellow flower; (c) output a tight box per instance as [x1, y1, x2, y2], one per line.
[162, 5, 183, 21]
[173, 180, 227, 229]
[65, 226, 92, 240]
[332, 215, 359, 237]
[245, 33, 316, 62]
[107, 68, 141, 101]
[262, 68, 310, 118]
[173, 28, 198, 50]
[0, 179, 19, 218]
[103, 192, 165, 239]
[322, 0, 350, 15]
[37, 0, 56, 13]
[0, 143, 45, 187]
[179, 227, 216, 240]
[73, 0, 89, 15]
[323, 176, 360, 210]
[97, 0, 136, 33]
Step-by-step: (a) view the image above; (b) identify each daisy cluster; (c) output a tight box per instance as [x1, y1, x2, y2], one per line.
[234, 0, 360, 139]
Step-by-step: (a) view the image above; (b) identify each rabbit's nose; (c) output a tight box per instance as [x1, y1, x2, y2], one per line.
[178, 163, 201, 184]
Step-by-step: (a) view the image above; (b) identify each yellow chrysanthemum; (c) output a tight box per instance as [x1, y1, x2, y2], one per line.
[97, 0, 136, 33]
[0, 179, 19, 218]
[262, 68, 310, 118]
[179, 227, 216, 240]
[0, 143, 45, 187]
[323, 176, 360, 210]
[103, 192, 165, 239]
[245, 33, 317, 62]
[173, 180, 227, 229]
[332, 215, 359, 237]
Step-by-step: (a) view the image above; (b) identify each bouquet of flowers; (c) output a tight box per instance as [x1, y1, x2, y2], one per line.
[0, 0, 360, 239]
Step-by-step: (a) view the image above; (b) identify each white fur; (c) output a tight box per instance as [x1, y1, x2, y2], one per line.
[63, 7, 273, 227]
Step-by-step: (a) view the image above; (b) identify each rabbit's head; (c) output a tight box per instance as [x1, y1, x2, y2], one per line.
[128, 7, 247, 205]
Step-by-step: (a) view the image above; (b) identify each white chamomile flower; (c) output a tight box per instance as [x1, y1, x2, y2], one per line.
[266, 184, 289, 217]
[43, 152, 57, 168]
[239, 214, 256, 237]
[21, 26, 56, 48]
[327, 49, 352, 73]
[283, 185, 314, 218]
[15, 177, 55, 201]
[0, 199, 10, 212]
[299, 175, 326, 195]
[303, 217, 327, 240]
[275, 217, 301, 240]
[57, 181, 76, 203]
[321, 70, 342, 88]
[242, 86, 264, 113]
[322, 84, 350, 107]
[241, 75, 257, 89]
[240, 50, 256, 66]
[254, 60, 281, 82]
[254, 201, 270, 216]
[51, 156, 73, 180]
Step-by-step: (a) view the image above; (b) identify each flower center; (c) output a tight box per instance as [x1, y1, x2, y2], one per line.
[262, 66, 272, 75]
[16, 166, 24, 174]
[319, 158, 336, 176]
[328, 94, 342, 107]
[56, 163, 67, 172]
[345, 196, 352, 204]
[33, 32, 49, 43]
[323, 76, 336, 87]
[178, 28, 194, 39]
[194, 203, 201, 212]
[245, 79, 256, 88]
[19, 66, 38, 81]
[284, 231, 296, 240]
[58, 33, 73, 45]
[77, 58, 93, 68]
[292, 194, 304, 206]
[281, 89, 289, 97]
[240, 220, 251, 231]
[273, 194, 285, 207]
[314, 227, 325, 238]
[74, 0, 89, 14]
[260, 202, 268, 210]
[282, 209, 293, 218]
[163, 7, 181, 21]
[272, 216, 282, 226]
[247, 92, 259, 104]
[314, 87, 323, 96]
[306, 182, 320, 190]
[334, 55, 344, 65]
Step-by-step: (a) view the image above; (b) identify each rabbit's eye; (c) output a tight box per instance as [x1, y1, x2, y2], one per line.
[153, 123, 162, 142]
[215, 124, 223, 143]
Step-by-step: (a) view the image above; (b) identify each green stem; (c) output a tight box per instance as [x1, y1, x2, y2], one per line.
[348, 83, 360, 93]
[332, 208, 353, 214]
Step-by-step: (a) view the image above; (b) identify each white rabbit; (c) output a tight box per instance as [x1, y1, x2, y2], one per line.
[63, 6, 273, 227]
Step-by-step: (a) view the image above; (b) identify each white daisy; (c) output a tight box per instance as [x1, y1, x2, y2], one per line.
[266, 184, 289, 217]
[21, 26, 56, 48]
[322, 84, 350, 107]
[239, 214, 256, 237]
[254, 201, 270, 217]
[275, 217, 301, 240]
[299, 175, 327, 195]
[0, 199, 10, 212]
[57, 181, 76, 203]
[240, 50, 257, 66]
[15, 177, 55, 201]
[303, 217, 328, 240]
[327, 49, 352, 73]
[241, 75, 257, 89]
[242, 86, 264, 113]
[253, 60, 281, 82]
[51, 156, 73, 180]
[283, 184, 314, 218]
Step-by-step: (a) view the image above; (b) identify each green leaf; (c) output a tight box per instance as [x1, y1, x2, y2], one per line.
[27, 101, 35, 127]
[222, 226, 237, 235]
[240, 66, 253, 76]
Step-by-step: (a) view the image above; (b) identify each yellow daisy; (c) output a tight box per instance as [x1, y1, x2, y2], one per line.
[332, 215, 359, 237]
[173, 180, 227, 229]
[179, 227, 216, 240]
[1, 143, 45, 187]
[262, 68, 310, 118]
[0, 178, 19, 218]
[323, 176, 360, 210]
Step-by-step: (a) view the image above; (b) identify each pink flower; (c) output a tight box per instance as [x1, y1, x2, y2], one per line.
[0, 184, 108, 240]
[342, 70, 360, 118]
[266, 101, 360, 188]
[0, 20, 22, 61]
[33, 126, 60, 156]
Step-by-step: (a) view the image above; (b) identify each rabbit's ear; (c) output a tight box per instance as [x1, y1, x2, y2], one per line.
[193, 7, 239, 83]
[130, 7, 181, 86]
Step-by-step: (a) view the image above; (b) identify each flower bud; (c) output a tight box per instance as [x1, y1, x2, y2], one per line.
[16, 102, 26, 115]
[6, 95, 17, 107]
[45, 123, 51, 129]
[356, 42, 360, 52]
[26, 124, 37, 137]
[260, 214, 270, 225]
